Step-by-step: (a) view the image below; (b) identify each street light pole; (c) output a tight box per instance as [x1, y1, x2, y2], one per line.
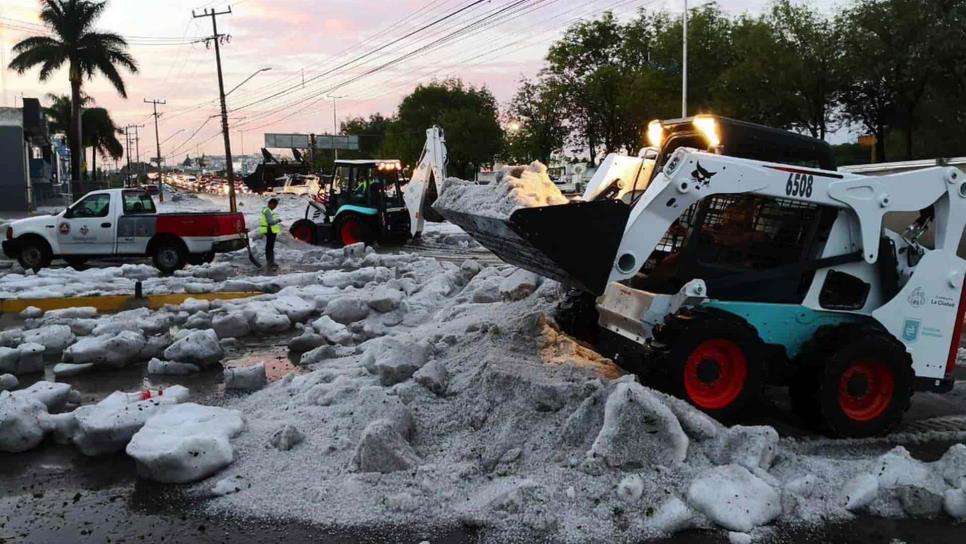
[145, 98, 166, 202]
[327, 95, 344, 162]
[682, 0, 688, 118]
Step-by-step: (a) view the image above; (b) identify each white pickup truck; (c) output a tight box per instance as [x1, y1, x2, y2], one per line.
[3, 189, 247, 273]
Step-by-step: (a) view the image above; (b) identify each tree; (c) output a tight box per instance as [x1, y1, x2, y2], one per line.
[182, 155, 192, 168]
[381, 79, 502, 178]
[81, 107, 122, 180]
[341, 113, 393, 157]
[502, 78, 566, 163]
[7, 0, 138, 194]
[45, 92, 91, 134]
[838, 0, 940, 161]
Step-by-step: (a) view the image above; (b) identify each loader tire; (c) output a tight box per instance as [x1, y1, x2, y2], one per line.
[290, 219, 318, 245]
[650, 308, 765, 422]
[554, 288, 599, 344]
[817, 331, 913, 438]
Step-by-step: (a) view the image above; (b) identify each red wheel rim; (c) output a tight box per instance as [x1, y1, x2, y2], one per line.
[838, 360, 894, 421]
[292, 225, 313, 243]
[684, 339, 748, 410]
[340, 218, 363, 246]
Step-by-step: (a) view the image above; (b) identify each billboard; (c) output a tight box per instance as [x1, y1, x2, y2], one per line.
[264, 133, 359, 151]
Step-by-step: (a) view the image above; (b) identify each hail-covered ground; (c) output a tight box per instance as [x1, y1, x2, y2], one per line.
[1, 177, 966, 543]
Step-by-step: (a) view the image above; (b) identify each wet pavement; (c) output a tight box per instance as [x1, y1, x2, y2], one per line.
[2, 327, 966, 542]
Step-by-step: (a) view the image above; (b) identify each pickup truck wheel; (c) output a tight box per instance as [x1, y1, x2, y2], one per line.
[153, 242, 186, 274]
[17, 239, 52, 272]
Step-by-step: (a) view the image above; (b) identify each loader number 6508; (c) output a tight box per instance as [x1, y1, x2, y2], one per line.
[785, 173, 814, 198]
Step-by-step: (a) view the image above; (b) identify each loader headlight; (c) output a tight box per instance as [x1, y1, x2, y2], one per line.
[646, 120, 664, 149]
[692, 115, 721, 148]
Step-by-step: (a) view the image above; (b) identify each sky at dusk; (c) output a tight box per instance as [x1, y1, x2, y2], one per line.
[0, 0, 839, 162]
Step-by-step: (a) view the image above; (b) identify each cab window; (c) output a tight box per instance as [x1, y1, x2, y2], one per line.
[68, 193, 111, 218]
[122, 191, 156, 215]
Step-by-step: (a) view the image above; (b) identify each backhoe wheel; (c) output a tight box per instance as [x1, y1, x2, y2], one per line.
[817, 333, 913, 438]
[153, 241, 186, 275]
[290, 219, 318, 245]
[17, 238, 52, 272]
[653, 310, 764, 421]
[335, 215, 375, 247]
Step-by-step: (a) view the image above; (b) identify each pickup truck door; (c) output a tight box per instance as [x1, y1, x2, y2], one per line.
[115, 191, 158, 254]
[57, 192, 116, 255]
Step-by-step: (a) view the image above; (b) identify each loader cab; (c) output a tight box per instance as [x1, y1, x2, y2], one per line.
[646, 115, 836, 171]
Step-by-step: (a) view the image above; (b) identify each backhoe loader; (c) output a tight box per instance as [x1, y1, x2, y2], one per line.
[435, 115, 964, 437]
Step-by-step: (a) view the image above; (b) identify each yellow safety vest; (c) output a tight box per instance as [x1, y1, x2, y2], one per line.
[259, 207, 281, 235]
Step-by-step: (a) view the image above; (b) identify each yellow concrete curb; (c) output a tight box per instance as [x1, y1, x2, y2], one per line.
[0, 291, 262, 314]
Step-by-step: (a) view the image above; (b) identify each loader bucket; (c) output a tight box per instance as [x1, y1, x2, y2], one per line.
[435, 199, 631, 295]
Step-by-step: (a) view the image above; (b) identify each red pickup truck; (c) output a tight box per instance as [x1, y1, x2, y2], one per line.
[3, 189, 247, 273]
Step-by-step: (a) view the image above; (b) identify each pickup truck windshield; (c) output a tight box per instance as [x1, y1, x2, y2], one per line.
[122, 191, 157, 214]
[69, 193, 111, 218]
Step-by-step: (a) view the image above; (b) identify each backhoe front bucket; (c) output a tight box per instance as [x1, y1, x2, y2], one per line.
[435, 199, 631, 295]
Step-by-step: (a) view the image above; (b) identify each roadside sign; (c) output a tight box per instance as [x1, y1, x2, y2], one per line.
[263, 133, 359, 151]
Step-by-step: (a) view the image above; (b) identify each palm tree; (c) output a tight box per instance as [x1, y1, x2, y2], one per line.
[82, 107, 123, 180]
[45, 92, 91, 134]
[8, 0, 137, 196]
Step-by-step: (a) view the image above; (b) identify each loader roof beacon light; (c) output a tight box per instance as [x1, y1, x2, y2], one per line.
[692, 115, 721, 148]
[646, 120, 665, 149]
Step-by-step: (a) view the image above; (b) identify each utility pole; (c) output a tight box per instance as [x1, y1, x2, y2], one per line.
[328, 95, 344, 162]
[193, 6, 238, 212]
[145, 98, 166, 202]
[124, 126, 132, 187]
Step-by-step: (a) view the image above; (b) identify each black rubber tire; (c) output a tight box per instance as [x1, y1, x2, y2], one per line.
[289, 219, 318, 245]
[791, 325, 845, 430]
[816, 331, 913, 438]
[334, 214, 376, 247]
[152, 242, 186, 275]
[651, 308, 765, 422]
[63, 256, 88, 270]
[17, 238, 52, 272]
[554, 288, 600, 345]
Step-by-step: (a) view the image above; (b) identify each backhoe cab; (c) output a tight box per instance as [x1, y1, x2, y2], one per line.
[289, 159, 411, 247]
[436, 115, 965, 438]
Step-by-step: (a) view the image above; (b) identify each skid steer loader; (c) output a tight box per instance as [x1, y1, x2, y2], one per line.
[436, 115, 965, 437]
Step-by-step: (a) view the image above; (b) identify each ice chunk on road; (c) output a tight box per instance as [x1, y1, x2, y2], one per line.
[62, 330, 147, 368]
[270, 295, 315, 323]
[212, 311, 252, 338]
[0, 343, 45, 375]
[587, 381, 688, 469]
[362, 337, 431, 386]
[224, 363, 267, 391]
[312, 315, 353, 345]
[252, 311, 291, 334]
[499, 269, 540, 301]
[288, 331, 326, 352]
[268, 423, 304, 451]
[212, 475, 252, 496]
[23, 325, 77, 353]
[20, 306, 43, 319]
[0, 390, 47, 452]
[53, 362, 95, 377]
[147, 358, 200, 375]
[937, 443, 966, 487]
[413, 360, 448, 396]
[0, 374, 18, 391]
[945, 488, 966, 519]
[72, 385, 189, 456]
[711, 425, 779, 470]
[353, 418, 420, 473]
[126, 403, 245, 483]
[840, 473, 879, 511]
[324, 296, 370, 324]
[367, 286, 403, 313]
[163, 329, 224, 366]
[180, 297, 211, 313]
[686, 464, 781, 533]
[12, 381, 73, 412]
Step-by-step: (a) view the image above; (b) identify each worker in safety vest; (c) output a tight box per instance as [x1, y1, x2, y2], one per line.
[260, 198, 282, 270]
